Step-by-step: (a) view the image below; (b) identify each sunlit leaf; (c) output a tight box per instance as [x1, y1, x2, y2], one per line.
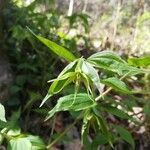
[88, 51, 126, 63]
[102, 77, 132, 94]
[88, 51, 143, 76]
[82, 61, 103, 93]
[128, 56, 150, 67]
[46, 93, 96, 120]
[40, 94, 52, 107]
[27, 135, 46, 150]
[58, 60, 77, 77]
[27, 27, 76, 62]
[8, 138, 32, 150]
[48, 72, 76, 94]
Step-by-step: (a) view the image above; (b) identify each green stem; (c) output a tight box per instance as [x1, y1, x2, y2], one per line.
[46, 112, 83, 149]
[95, 72, 131, 102]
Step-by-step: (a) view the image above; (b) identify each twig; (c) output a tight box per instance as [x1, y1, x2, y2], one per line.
[95, 72, 131, 102]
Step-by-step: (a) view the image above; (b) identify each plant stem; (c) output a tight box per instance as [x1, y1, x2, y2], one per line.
[95, 72, 131, 102]
[46, 112, 83, 149]
[95, 87, 112, 101]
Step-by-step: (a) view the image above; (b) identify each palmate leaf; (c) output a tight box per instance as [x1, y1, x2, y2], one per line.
[101, 77, 132, 94]
[88, 51, 143, 76]
[46, 93, 96, 120]
[27, 27, 76, 62]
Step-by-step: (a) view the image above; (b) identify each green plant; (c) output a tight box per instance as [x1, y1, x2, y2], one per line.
[0, 23, 148, 150]
[29, 32, 145, 149]
[0, 103, 46, 149]
[1, 1, 149, 149]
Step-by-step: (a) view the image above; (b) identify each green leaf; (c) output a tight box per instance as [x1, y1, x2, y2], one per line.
[40, 94, 52, 107]
[143, 104, 150, 117]
[0, 120, 8, 129]
[128, 56, 150, 67]
[41, 61, 78, 107]
[88, 51, 142, 76]
[0, 103, 6, 122]
[81, 110, 92, 139]
[80, 72, 93, 95]
[48, 72, 76, 94]
[92, 134, 109, 149]
[58, 60, 77, 77]
[102, 77, 132, 94]
[49, 72, 76, 83]
[81, 61, 103, 93]
[8, 109, 21, 129]
[46, 93, 96, 120]
[8, 138, 32, 150]
[27, 135, 46, 150]
[93, 109, 113, 147]
[95, 114, 109, 135]
[7, 128, 21, 136]
[27, 27, 76, 62]
[81, 110, 93, 150]
[103, 106, 130, 119]
[88, 51, 126, 63]
[114, 125, 135, 149]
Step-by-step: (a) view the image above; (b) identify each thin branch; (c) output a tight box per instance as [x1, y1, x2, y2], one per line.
[46, 112, 83, 149]
[95, 72, 131, 102]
